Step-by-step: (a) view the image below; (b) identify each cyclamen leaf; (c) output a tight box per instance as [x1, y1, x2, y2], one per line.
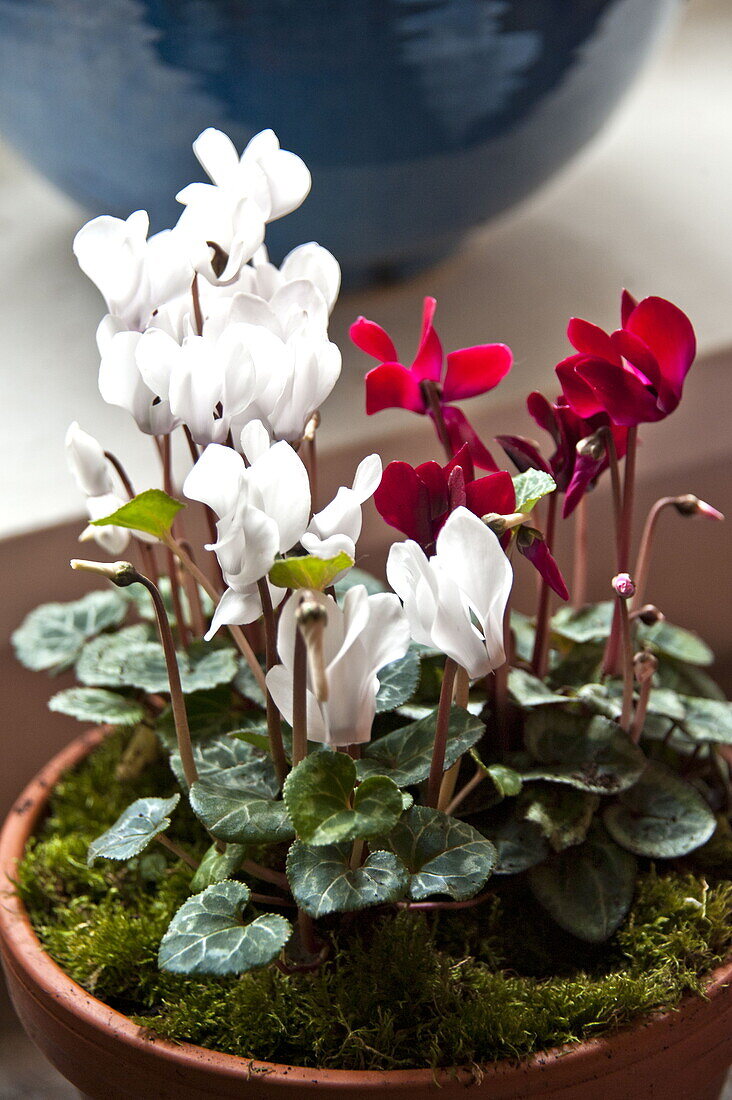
[522, 785, 599, 852]
[234, 659, 267, 707]
[379, 806, 496, 901]
[123, 576, 213, 626]
[334, 568, 387, 597]
[376, 647, 421, 713]
[470, 751, 523, 798]
[528, 827, 637, 943]
[637, 619, 714, 667]
[678, 696, 732, 745]
[510, 610, 536, 665]
[155, 687, 242, 749]
[48, 687, 144, 726]
[551, 602, 613, 645]
[283, 751, 403, 846]
[287, 841, 408, 917]
[523, 711, 646, 794]
[603, 761, 716, 858]
[269, 552, 354, 591]
[91, 488, 185, 539]
[77, 635, 238, 694]
[189, 781, 294, 845]
[159, 881, 291, 975]
[355, 706, 485, 787]
[512, 469, 557, 513]
[87, 795, 180, 865]
[12, 589, 128, 673]
[170, 733, 278, 797]
[190, 843, 247, 892]
[489, 809, 550, 875]
[508, 668, 567, 708]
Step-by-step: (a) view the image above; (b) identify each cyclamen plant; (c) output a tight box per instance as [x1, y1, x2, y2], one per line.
[14, 127, 731, 977]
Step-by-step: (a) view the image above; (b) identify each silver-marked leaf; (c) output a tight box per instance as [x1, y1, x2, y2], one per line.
[286, 841, 408, 916]
[508, 669, 567, 708]
[376, 647, 421, 713]
[87, 795, 180, 865]
[523, 712, 646, 794]
[78, 634, 237, 694]
[512, 469, 556, 513]
[522, 784, 599, 852]
[12, 589, 128, 673]
[49, 687, 144, 726]
[510, 610, 536, 665]
[528, 827, 637, 943]
[155, 687, 241, 750]
[678, 696, 732, 745]
[190, 844, 247, 892]
[170, 734, 278, 798]
[189, 781, 294, 844]
[234, 660, 267, 707]
[283, 752, 403, 845]
[159, 881, 291, 974]
[489, 810, 550, 875]
[603, 761, 716, 858]
[637, 619, 713, 667]
[470, 750, 523, 798]
[379, 806, 496, 901]
[356, 706, 484, 787]
[551, 602, 613, 645]
[123, 576, 214, 627]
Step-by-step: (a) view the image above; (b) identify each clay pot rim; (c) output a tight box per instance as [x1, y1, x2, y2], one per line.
[1, 727, 731, 1091]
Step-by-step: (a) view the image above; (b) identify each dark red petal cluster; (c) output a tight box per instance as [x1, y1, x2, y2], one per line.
[556, 293, 696, 427]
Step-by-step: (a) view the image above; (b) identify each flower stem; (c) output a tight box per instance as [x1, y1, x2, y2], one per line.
[444, 765, 486, 817]
[242, 859, 290, 892]
[421, 380, 453, 462]
[427, 657, 458, 808]
[191, 273, 204, 335]
[291, 627, 308, 767]
[572, 495, 588, 609]
[630, 657, 656, 745]
[437, 666, 469, 811]
[258, 578, 289, 787]
[602, 426, 638, 678]
[159, 433, 189, 648]
[156, 833, 199, 871]
[531, 490, 558, 679]
[177, 539, 207, 637]
[604, 429, 623, 567]
[616, 594, 634, 734]
[632, 496, 678, 610]
[618, 427, 638, 574]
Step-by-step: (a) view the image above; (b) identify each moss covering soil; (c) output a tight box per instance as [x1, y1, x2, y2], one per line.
[14, 731, 732, 1072]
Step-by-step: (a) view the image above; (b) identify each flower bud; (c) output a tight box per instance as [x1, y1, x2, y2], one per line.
[576, 429, 606, 462]
[633, 650, 658, 684]
[302, 410, 321, 443]
[672, 494, 724, 521]
[612, 572, 636, 599]
[70, 559, 138, 587]
[630, 604, 665, 626]
[482, 511, 532, 536]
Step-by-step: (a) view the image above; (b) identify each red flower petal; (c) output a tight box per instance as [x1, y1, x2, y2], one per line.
[412, 297, 443, 383]
[365, 362, 425, 415]
[440, 406, 498, 471]
[442, 343, 512, 402]
[519, 537, 569, 601]
[555, 355, 608, 419]
[624, 296, 696, 411]
[496, 434, 552, 475]
[374, 462, 432, 546]
[350, 316, 399, 362]
[567, 318, 621, 365]
[620, 289, 638, 327]
[465, 470, 516, 519]
[576, 360, 662, 426]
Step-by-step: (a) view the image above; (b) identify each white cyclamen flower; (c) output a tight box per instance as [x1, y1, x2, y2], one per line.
[65, 422, 130, 555]
[238, 242, 341, 319]
[386, 507, 513, 679]
[301, 453, 382, 561]
[73, 210, 194, 332]
[96, 321, 179, 436]
[266, 586, 410, 746]
[176, 128, 311, 284]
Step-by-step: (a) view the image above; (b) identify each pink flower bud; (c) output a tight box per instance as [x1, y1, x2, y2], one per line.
[612, 572, 636, 599]
[672, 494, 724, 521]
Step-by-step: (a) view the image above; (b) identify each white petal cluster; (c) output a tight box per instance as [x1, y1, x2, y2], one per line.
[387, 508, 513, 679]
[64, 422, 131, 555]
[74, 128, 340, 446]
[266, 587, 411, 746]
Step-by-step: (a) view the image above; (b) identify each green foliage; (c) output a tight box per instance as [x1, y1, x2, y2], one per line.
[551, 602, 613, 645]
[356, 706, 484, 787]
[512, 469, 556, 513]
[334, 568, 386, 597]
[522, 785, 599, 852]
[379, 806, 496, 901]
[190, 844, 247, 893]
[523, 711, 646, 794]
[489, 809, 550, 875]
[636, 619, 713, 667]
[169, 734, 277, 798]
[472, 755, 524, 799]
[123, 576, 213, 627]
[604, 762, 717, 858]
[88, 795, 180, 864]
[508, 668, 567, 708]
[77, 634, 238, 695]
[269, 552, 354, 590]
[49, 687, 145, 726]
[287, 841, 408, 917]
[284, 752, 403, 846]
[156, 687, 243, 748]
[159, 881, 292, 975]
[91, 488, 185, 539]
[528, 826, 637, 943]
[12, 589, 128, 672]
[376, 647, 421, 712]
[189, 781, 294, 845]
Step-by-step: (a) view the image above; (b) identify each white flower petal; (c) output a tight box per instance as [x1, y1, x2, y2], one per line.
[65, 422, 114, 498]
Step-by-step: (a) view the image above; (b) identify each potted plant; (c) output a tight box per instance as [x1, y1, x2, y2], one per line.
[1, 127, 731, 1100]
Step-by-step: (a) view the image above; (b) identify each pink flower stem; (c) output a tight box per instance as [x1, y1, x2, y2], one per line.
[421, 380, 454, 462]
[426, 657, 458, 808]
[572, 495, 588, 610]
[630, 673, 652, 745]
[437, 666, 469, 811]
[291, 627, 308, 767]
[602, 427, 637, 677]
[159, 433, 190, 649]
[618, 427, 638, 573]
[632, 496, 679, 611]
[444, 765, 486, 816]
[530, 490, 559, 680]
[177, 538, 207, 638]
[156, 833, 199, 871]
[257, 577, 289, 787]
[616, 594, 635, 733]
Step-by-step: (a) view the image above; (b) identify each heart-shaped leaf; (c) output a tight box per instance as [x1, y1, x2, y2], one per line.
[49, 687, 145, 726]
[528, 826, 637, 943]
[551, 602, 613, 645]
[512, 469, 556, 513]
[190, 843, 247, 892]
[522, 784, 599, 852]
[378, 806, 496, 901]
[489, 808, 550, 875]
[355, 706, 484, 787]
[523, 712, 646, 794]
[170, 734, 278, 798]
[286, 841, 408, 916]
[87, 795, 180, 865]
[284, 751, 403, 846]
[91, 488, 185, 539]
[155, 687, 242, 749]
[637, 619, 713, 667]
[12, 589, 128, 673]
[376, 647, 421, 713]
[603, 761, 716, 858]
[678, 696, 732, 745]
[508, 669, 567, 708]
[269, 552, 354, 591]
[159, 881, 292, 974]
[189, 782, 294, 844]
[77, 635, 237, 694]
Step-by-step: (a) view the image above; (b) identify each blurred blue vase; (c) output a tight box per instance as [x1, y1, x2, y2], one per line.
[0, 0, 680, 285]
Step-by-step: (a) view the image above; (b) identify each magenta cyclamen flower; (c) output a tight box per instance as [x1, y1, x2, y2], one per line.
[555, 291, 696, 427]
[350, 297, 511, 470]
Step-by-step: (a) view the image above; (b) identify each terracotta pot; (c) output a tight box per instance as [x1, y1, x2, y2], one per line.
[1, 730, 731, 1100]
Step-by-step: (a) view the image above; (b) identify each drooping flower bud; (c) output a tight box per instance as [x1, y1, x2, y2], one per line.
[612, 572, 636, 599]
[576, 429, 607, 462]
[672, 494, 724, 521]
[630, 604, 665, 625]
[70, 559, 138, 587]
[633, 650, 658, 684]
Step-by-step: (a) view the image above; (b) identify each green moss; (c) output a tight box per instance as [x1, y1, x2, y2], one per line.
[15, 731, 732, 1071]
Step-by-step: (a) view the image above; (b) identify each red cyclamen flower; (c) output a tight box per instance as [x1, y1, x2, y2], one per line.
[350, 297, 512, 470]
[497, 392, 628, 518]
[555, 291, 696, 427]
[375, 446, 568, 599]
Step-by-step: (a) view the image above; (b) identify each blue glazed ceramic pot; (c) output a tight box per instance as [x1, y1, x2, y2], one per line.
[0, 0, 679, 284]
